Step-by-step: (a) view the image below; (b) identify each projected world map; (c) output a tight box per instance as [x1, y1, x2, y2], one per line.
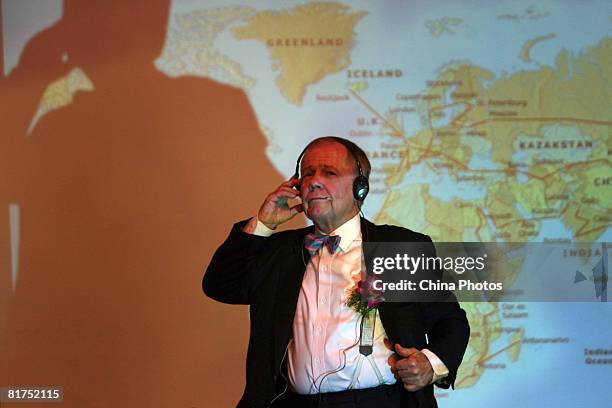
[155, 2, 611, 405]
[3, 1, 610, 407]
[155, 2, 611, 406]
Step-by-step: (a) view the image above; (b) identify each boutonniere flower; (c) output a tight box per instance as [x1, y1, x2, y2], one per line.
[345, 274, 385, 317]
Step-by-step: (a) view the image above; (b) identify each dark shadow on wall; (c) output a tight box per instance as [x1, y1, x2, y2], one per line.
[0, 1, 294, 406]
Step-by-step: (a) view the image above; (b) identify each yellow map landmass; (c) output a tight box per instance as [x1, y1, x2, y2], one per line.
[347, 80, 369, 93]
[233, 2, 367, 105]
[28, 67, 94, 136]
[455, 302, 501, 389]
[519, 33, 556, 62]
[376, 37, 611, 244]
[425, 17, 464, 38]
[371, 37, 611, 390]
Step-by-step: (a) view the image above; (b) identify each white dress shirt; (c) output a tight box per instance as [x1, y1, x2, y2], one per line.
[244, 213, 448, 394]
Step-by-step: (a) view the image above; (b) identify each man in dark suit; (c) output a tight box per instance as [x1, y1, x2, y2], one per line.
[204, 137, 469, 407]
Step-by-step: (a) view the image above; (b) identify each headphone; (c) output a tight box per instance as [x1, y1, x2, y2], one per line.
[293, 137, 369, 202]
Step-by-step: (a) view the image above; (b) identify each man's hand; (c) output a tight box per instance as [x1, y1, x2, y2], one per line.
[257, 178, 303, 230]
[385, 339, 434, 392]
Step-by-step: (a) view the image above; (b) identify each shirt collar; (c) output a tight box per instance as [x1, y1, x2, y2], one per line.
[326, 212, 361, 252]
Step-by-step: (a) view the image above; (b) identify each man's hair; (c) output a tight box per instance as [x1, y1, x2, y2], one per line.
[303, 136, 371, 179]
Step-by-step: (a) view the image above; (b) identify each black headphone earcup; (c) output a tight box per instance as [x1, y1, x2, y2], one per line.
[353, 175, 369, 201]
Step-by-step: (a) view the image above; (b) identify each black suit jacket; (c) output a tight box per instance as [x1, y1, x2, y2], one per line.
[203, 218, 469, 408]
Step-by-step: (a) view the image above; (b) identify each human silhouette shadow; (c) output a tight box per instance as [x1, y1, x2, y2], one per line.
[0, 1, 293, 406]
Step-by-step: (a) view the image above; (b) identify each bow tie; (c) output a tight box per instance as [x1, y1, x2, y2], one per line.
[304, 233, 341, 255]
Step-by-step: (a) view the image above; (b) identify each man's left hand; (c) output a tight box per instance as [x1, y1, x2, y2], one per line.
[385, 339, 433, 392]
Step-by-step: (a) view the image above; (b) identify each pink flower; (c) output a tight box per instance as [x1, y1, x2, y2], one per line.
[362, 275, 385, 307]
[345, 275, 385, 316]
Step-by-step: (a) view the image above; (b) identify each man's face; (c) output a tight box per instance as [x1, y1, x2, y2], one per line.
[299, 141, 359, 233]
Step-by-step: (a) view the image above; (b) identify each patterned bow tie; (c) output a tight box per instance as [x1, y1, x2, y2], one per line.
[304, 233, 341, 255]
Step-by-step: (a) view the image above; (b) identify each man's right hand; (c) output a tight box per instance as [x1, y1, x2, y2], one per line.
[257, 178, 304, 230]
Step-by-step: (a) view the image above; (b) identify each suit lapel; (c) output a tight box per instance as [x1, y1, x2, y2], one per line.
[360, 217, 382, 277]
[363, 219, 428, 348]
[272, 229, 312, 368]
